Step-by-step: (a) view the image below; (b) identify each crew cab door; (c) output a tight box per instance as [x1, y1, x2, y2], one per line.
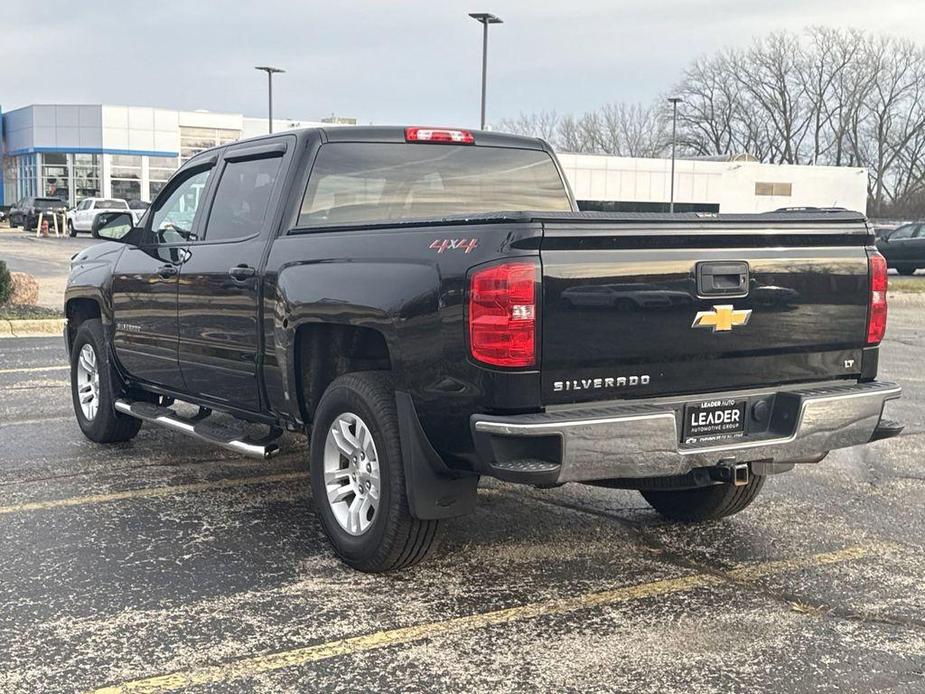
[111, 165, 215, 388]
[176, 139, 291, 410]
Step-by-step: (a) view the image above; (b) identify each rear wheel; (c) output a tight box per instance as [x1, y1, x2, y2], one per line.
[896, 265, 917, 276]
[640, 475, 765, 522]
[309, 372, 441, 572]
[70, 319, 142, 443]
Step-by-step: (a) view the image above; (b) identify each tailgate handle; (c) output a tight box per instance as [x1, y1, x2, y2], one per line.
[697, 261, 749, 297]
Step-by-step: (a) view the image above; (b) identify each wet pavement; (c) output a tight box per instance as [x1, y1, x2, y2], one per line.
[0, 306, 922, 693]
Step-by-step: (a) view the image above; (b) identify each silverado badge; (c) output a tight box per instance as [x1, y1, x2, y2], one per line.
[691, 305, 752, 332]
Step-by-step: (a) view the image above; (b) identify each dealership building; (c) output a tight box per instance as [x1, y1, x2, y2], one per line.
[0, 103, 333, 206]
[1, 103, 868, 214]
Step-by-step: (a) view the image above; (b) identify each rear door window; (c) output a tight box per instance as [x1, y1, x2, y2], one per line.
[299, 143, 571, 227]
[202, 156, 283, 242]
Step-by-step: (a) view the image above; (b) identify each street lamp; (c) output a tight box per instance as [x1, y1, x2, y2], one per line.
[255, 66, 285, 133]
[667, 96, 682, 213]
[468, 12, 503, 130]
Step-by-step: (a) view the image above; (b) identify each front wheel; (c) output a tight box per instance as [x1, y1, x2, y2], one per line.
[70, 319, 142, 443]
[309, 372, 440, 572]
[68, 220, 77, 237]
[896, 264, 917, 276]
[640, 475, 765, 522]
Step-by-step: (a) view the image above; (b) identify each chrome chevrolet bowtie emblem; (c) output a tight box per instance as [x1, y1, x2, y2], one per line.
[691, 305, 752, 332]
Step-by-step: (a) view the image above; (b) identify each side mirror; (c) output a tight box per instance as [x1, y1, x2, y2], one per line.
[93, 212, 136, 242]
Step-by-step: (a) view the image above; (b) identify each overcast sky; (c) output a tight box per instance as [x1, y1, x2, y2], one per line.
[4, 0, 925, 127]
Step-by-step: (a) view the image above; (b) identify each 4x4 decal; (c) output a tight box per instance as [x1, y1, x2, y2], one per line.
[430, 238, 478, 254]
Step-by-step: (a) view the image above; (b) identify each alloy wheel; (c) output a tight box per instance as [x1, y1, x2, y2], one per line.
[323, 412, 381, 536]
[75, 344, 100, 421]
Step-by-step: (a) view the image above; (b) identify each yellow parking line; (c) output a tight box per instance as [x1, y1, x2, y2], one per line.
[0, 471, 308, 516]
[91, 543, 885, 694]
[0, 365, 69, 375]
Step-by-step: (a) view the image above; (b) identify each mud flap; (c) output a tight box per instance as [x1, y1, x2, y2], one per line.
[395, 391, 479, 520]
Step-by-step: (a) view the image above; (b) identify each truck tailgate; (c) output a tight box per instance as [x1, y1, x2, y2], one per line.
[539, 213, 873, 405]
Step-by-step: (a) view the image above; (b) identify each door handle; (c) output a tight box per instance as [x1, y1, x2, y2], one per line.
[157, 264, 178, 279]
[229, 264, 257, 281]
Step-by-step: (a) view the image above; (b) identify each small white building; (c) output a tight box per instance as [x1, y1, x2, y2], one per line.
[557, 152, 868, 214]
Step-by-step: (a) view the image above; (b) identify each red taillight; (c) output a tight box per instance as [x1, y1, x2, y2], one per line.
[867, 251, 888, 345]
[405, 127, 474, 144]
[468, 261, 538, 368]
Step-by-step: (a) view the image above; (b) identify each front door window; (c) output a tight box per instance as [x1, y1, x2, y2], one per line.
[149, 169, 212, 244]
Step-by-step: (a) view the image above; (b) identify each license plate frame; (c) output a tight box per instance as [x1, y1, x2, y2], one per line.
[683, 398, 747, 446]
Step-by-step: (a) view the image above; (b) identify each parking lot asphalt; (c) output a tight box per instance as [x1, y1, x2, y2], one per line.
[0, 308, 922, 693]
[0, 232, 97, 309]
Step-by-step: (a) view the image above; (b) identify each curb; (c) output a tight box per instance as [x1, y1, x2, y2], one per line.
[0, 318, 66, 339]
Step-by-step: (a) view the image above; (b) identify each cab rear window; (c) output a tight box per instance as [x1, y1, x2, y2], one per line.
[298, 143, 571, 227]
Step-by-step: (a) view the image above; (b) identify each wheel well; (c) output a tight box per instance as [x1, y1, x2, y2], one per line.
[296, 323, 392, 424]
[65, 298, 101, 348]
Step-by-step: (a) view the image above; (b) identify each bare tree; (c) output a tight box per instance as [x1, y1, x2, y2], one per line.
[495, 26, 925, 215]
[496, 111, 560, 144]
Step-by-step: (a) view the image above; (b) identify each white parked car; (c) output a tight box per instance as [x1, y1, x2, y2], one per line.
[67, 198, 130, 237]
[127, 199, 150, 226]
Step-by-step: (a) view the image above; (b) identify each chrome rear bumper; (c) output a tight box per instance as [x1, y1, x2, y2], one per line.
[471, 381, 901, 483]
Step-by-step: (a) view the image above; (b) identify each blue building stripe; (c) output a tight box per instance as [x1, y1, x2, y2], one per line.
[5, 146, 180, 158]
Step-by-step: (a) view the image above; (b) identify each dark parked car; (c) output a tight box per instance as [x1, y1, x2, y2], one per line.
[876, 222, 925, 275]
[65, 126, 902, 572]
[9, 196, 67, 230]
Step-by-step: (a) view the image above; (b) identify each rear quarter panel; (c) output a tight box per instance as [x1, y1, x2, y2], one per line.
[264, 222, 543, 469]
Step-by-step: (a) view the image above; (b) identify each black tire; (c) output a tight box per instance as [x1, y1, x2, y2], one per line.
[640, 474, 765, 522]
[70, 319, 142, 443]
[896, 265, 917, 276]
[68, 220, 77, 237]
[309, 372, 440, 572]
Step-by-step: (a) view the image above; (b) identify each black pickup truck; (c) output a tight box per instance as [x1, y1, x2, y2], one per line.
[66, 126, 902, 572]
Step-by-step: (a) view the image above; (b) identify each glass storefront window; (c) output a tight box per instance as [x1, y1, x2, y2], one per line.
[111, 154, 142, 201]
[112, 180, 141, 200]
[42, 153, 69, 201]
[148, 155, 178, 201]
[180, 127, 241, 162]
[17, 154, 38, 199]
[74, 154, 100, 201]
[111, 155, 142, 179]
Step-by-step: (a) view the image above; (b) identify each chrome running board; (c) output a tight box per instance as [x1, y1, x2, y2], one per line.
[115, 399, 281, 459]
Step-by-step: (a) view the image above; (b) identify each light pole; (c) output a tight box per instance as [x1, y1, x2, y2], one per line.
[469, 12, 503, 130]
[667, 96, 682, 213]
[255, 66, 285, 133]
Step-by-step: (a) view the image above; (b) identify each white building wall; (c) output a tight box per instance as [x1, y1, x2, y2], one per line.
[558, 153, 868, 214]
[178, 110, 243, 132]
[101, 105, 179, 154]
[240, 116, 331, 139]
